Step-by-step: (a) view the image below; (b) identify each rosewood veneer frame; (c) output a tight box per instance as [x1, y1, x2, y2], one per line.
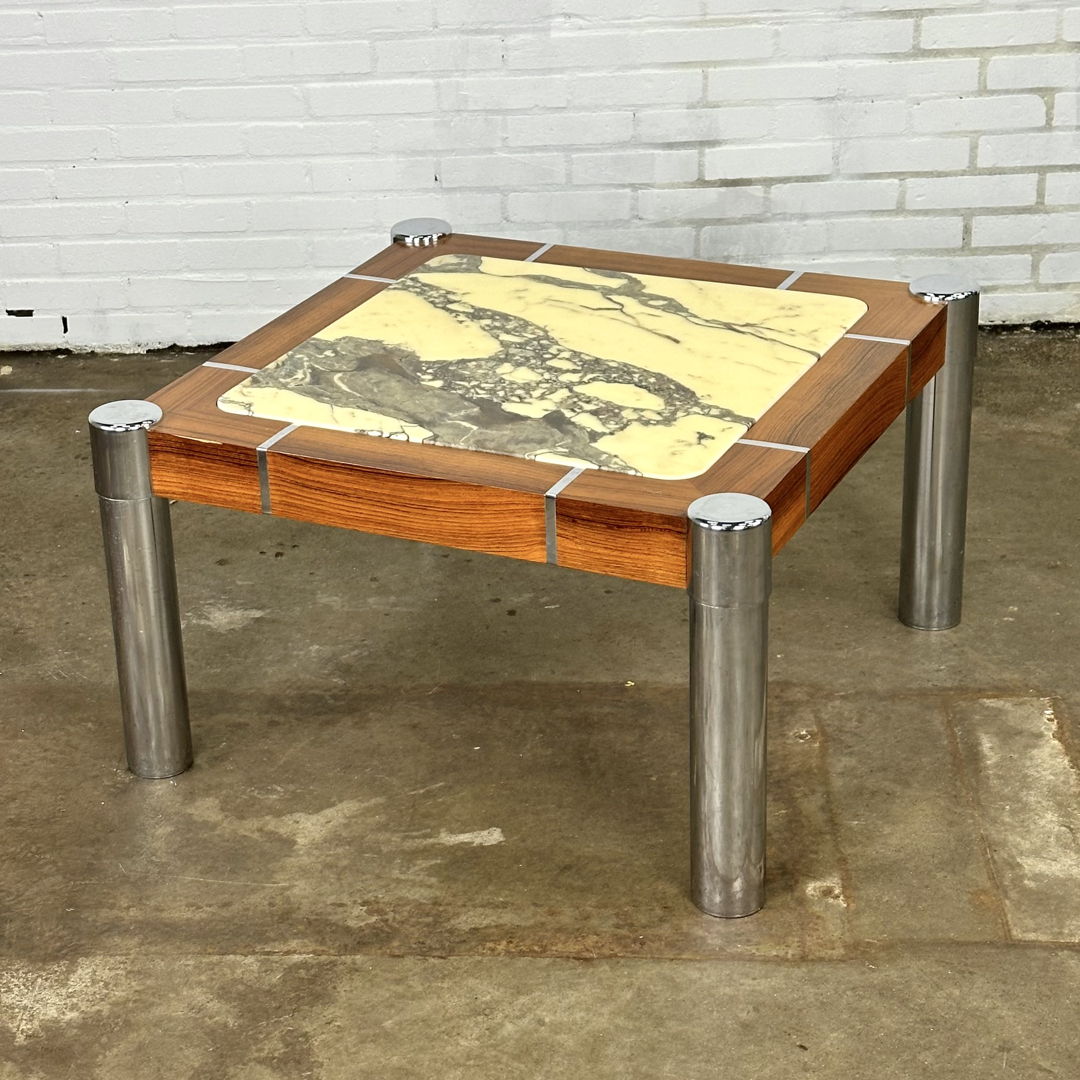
[147, 233, 946, 588]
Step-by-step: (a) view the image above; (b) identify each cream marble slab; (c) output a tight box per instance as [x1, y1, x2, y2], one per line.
[218, 254, 867, 480]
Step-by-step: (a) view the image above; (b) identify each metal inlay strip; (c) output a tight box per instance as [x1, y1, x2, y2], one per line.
[343, 273, 397, 284]
[805, 447, 813, 517]
[256, 423, 300, 514]
[845, 332, 912, 346]
[775, 270, 804, 290]
[544, 466, 585, 563]
[524, 242, 554, 263]
[737, 437, 811, 454]
[203, 361, 260, 373]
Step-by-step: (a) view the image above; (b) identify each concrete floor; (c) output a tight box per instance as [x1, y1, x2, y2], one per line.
[1, 329, 1079, 1077]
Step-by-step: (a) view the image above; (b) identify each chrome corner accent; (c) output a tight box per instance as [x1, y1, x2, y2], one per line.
[899, 278, 980, 630]
[343, 273, 397, 284]
[909, 274, 980, 306]
[89, 402, 192, 779]
[390, 217, 453, 247]
[543, 465, 585, 563]
[687, 492, 772, 917]
[523, 241, 555, 263]
[256, 423, 300, 515]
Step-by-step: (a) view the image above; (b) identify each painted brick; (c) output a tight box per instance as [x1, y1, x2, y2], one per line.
[43, 7, 172, 44]
[830, 216, 964, 251]
[986, 53, 1080, 90]
[572, 150, 698, 186]
[307, 81, 436, 117]
[1038, 251, 1080, 284]
[708, 64, 840, 102]
[54, 164, 183, 198]
[59, 240, 183, 273]
[912, 95, 1046, 134]
[310, 158, 437, 192]
[508, 26, 773, 69]
[0, 49, 109, 87]
[508, 190, 633, 223]
[0, 315, 67, 347]
[922, 9, 1058, 48]
[771, 180, 899, 214]
[304, 1, 434, 35]
[0, 91, 48, 125]
[375, 36, 504, 74]
[439, 153, 567, 188]
[51, 88, 176, 125]
[1054, 92, 1079, 128]
[1045, 172, 1080, 205]
[175, 86, 305, 121]
[243, 41, 373, 78]
[0, 0, 1077, 347]
[777, 18, 914, 55]
[840, 137, 971, 174]
[0, 11, 43, 39]
[508, 113, 634, 147]
[0, 168, 53, 200]
[841, 58, 980, 97]
[906, 174, 1038, 210]
[112, 46, 244, 83]
[173, 4, 305, 39]
[973, 212, 1080, 247]
[637, 186, 767, 220]
[0, 127, 113, 164]
[701, 220, 829, 259]
[182, 162, 311, 195]
[705, 142, 834, 180]
[2, 243, 59, 275]
[979, 132, 1080, 169]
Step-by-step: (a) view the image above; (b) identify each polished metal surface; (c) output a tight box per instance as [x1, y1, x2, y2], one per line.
[255, 423, 299, 514]
[688, 493, 772, 917]
[543, 465, 585, 563]
[523, 242, 554, 263]
[899, 278, 980, 630]
[90, 401, 192, 778]
[390, 217, 453, 247]
[89, 399, 163, 501]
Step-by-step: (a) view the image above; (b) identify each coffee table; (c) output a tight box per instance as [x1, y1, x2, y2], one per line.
[88, 220, 978, 918]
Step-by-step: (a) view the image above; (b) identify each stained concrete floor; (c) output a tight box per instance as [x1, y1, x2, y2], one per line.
[1, 329, 1079, 1077]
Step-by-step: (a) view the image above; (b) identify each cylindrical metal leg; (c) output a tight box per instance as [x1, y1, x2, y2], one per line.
[89, 400, 192, 778]
[687, 493, 772, 918]
[899, 276, 980, 631]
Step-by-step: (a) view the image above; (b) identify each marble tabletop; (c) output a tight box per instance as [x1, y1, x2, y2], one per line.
[218, 254, 867, 480]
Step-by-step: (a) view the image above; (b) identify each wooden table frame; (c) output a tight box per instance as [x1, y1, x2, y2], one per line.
[88, 221, 979, 918]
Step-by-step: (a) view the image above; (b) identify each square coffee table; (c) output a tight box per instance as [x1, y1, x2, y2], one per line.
[88, 220, 978, 917]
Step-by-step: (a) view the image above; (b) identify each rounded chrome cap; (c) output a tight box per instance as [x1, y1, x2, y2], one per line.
[390, 217, 453, 247]
[909, 274, 979, 305]
[89, 399, 163, 432]
[688, 492, 772, 531]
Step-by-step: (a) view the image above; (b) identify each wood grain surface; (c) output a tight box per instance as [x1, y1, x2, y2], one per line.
[143, 232, 945, 587]
[148, 366, 288, 513]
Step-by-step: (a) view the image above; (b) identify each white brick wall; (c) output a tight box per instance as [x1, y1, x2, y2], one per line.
[1, 0, 1079, 349]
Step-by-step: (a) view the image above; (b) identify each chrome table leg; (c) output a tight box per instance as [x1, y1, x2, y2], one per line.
[89, 400, 192, 778]
[899, 277, 980, 630]
[687, 493, 772, 917]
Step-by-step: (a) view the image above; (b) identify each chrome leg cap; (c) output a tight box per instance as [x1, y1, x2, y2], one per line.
[390, 217, 453, 247]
